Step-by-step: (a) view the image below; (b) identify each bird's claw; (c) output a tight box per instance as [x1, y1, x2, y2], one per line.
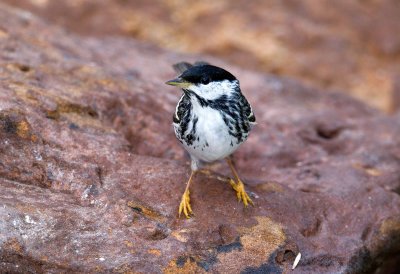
[178, 190, 193, 218]
[229, 179, 254, 207]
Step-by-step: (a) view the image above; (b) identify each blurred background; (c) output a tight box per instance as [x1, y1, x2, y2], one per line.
[6, 0, 400, 113]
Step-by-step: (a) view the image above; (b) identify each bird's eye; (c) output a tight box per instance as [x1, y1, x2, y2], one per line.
[200, 76, 210, 85]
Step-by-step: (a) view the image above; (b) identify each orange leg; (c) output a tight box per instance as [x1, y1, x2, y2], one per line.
[226, 158, 254, 207]
[178, 171, 196, 218]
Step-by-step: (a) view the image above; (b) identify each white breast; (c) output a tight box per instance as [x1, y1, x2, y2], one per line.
[174, 102, 242, 163]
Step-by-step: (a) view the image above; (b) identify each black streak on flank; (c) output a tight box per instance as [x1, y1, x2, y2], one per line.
[183, 116, 198, 146]
[207, 91, 252, 144]
[186, 134, 194, 145]
[192, 116, 198, 136]
[175, 94, 192, 140]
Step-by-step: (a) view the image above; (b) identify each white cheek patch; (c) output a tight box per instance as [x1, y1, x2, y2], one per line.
[189, 80, 239, 100]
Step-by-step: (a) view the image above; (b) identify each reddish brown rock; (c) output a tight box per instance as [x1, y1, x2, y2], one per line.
[3, 0, 400, 112]
[0, 3, 400, 273]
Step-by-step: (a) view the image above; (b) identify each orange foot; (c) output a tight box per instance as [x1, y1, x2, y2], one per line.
[178, 189, 193, 218]
[229, 179, 254, 207]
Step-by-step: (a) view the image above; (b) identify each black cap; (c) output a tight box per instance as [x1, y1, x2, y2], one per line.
[180, 65, 237, 85]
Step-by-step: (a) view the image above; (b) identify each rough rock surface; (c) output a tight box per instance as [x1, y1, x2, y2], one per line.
[3, 0, 400, 112]
[1, 3, 400, 273]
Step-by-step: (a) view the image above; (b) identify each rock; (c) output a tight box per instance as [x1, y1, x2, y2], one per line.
[3, 0, 400, 112]
[0, 3, 400, 273]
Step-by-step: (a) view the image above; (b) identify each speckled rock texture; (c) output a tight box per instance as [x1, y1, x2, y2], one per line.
[1, 3, 400, 274]
[4, 0, 400, 112]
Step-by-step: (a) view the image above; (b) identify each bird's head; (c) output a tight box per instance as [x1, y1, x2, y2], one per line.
[166, 64, 240, 100]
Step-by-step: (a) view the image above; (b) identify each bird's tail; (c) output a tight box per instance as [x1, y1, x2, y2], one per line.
[172, 62, 193, 74]
[172, 61, 210, 74]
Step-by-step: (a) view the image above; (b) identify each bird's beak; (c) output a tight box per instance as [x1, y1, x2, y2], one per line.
[165, 77, 192, 88]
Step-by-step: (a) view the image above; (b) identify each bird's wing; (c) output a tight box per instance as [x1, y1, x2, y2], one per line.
[242, 97, 256, 123]
[173, 94, 191, 124]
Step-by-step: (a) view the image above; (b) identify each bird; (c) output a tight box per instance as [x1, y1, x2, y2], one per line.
[165, 61, 256, 218]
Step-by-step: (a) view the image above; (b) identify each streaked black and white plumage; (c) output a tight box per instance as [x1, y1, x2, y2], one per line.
[168, 62, 255, 170]
[166, 61, 256, 218]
